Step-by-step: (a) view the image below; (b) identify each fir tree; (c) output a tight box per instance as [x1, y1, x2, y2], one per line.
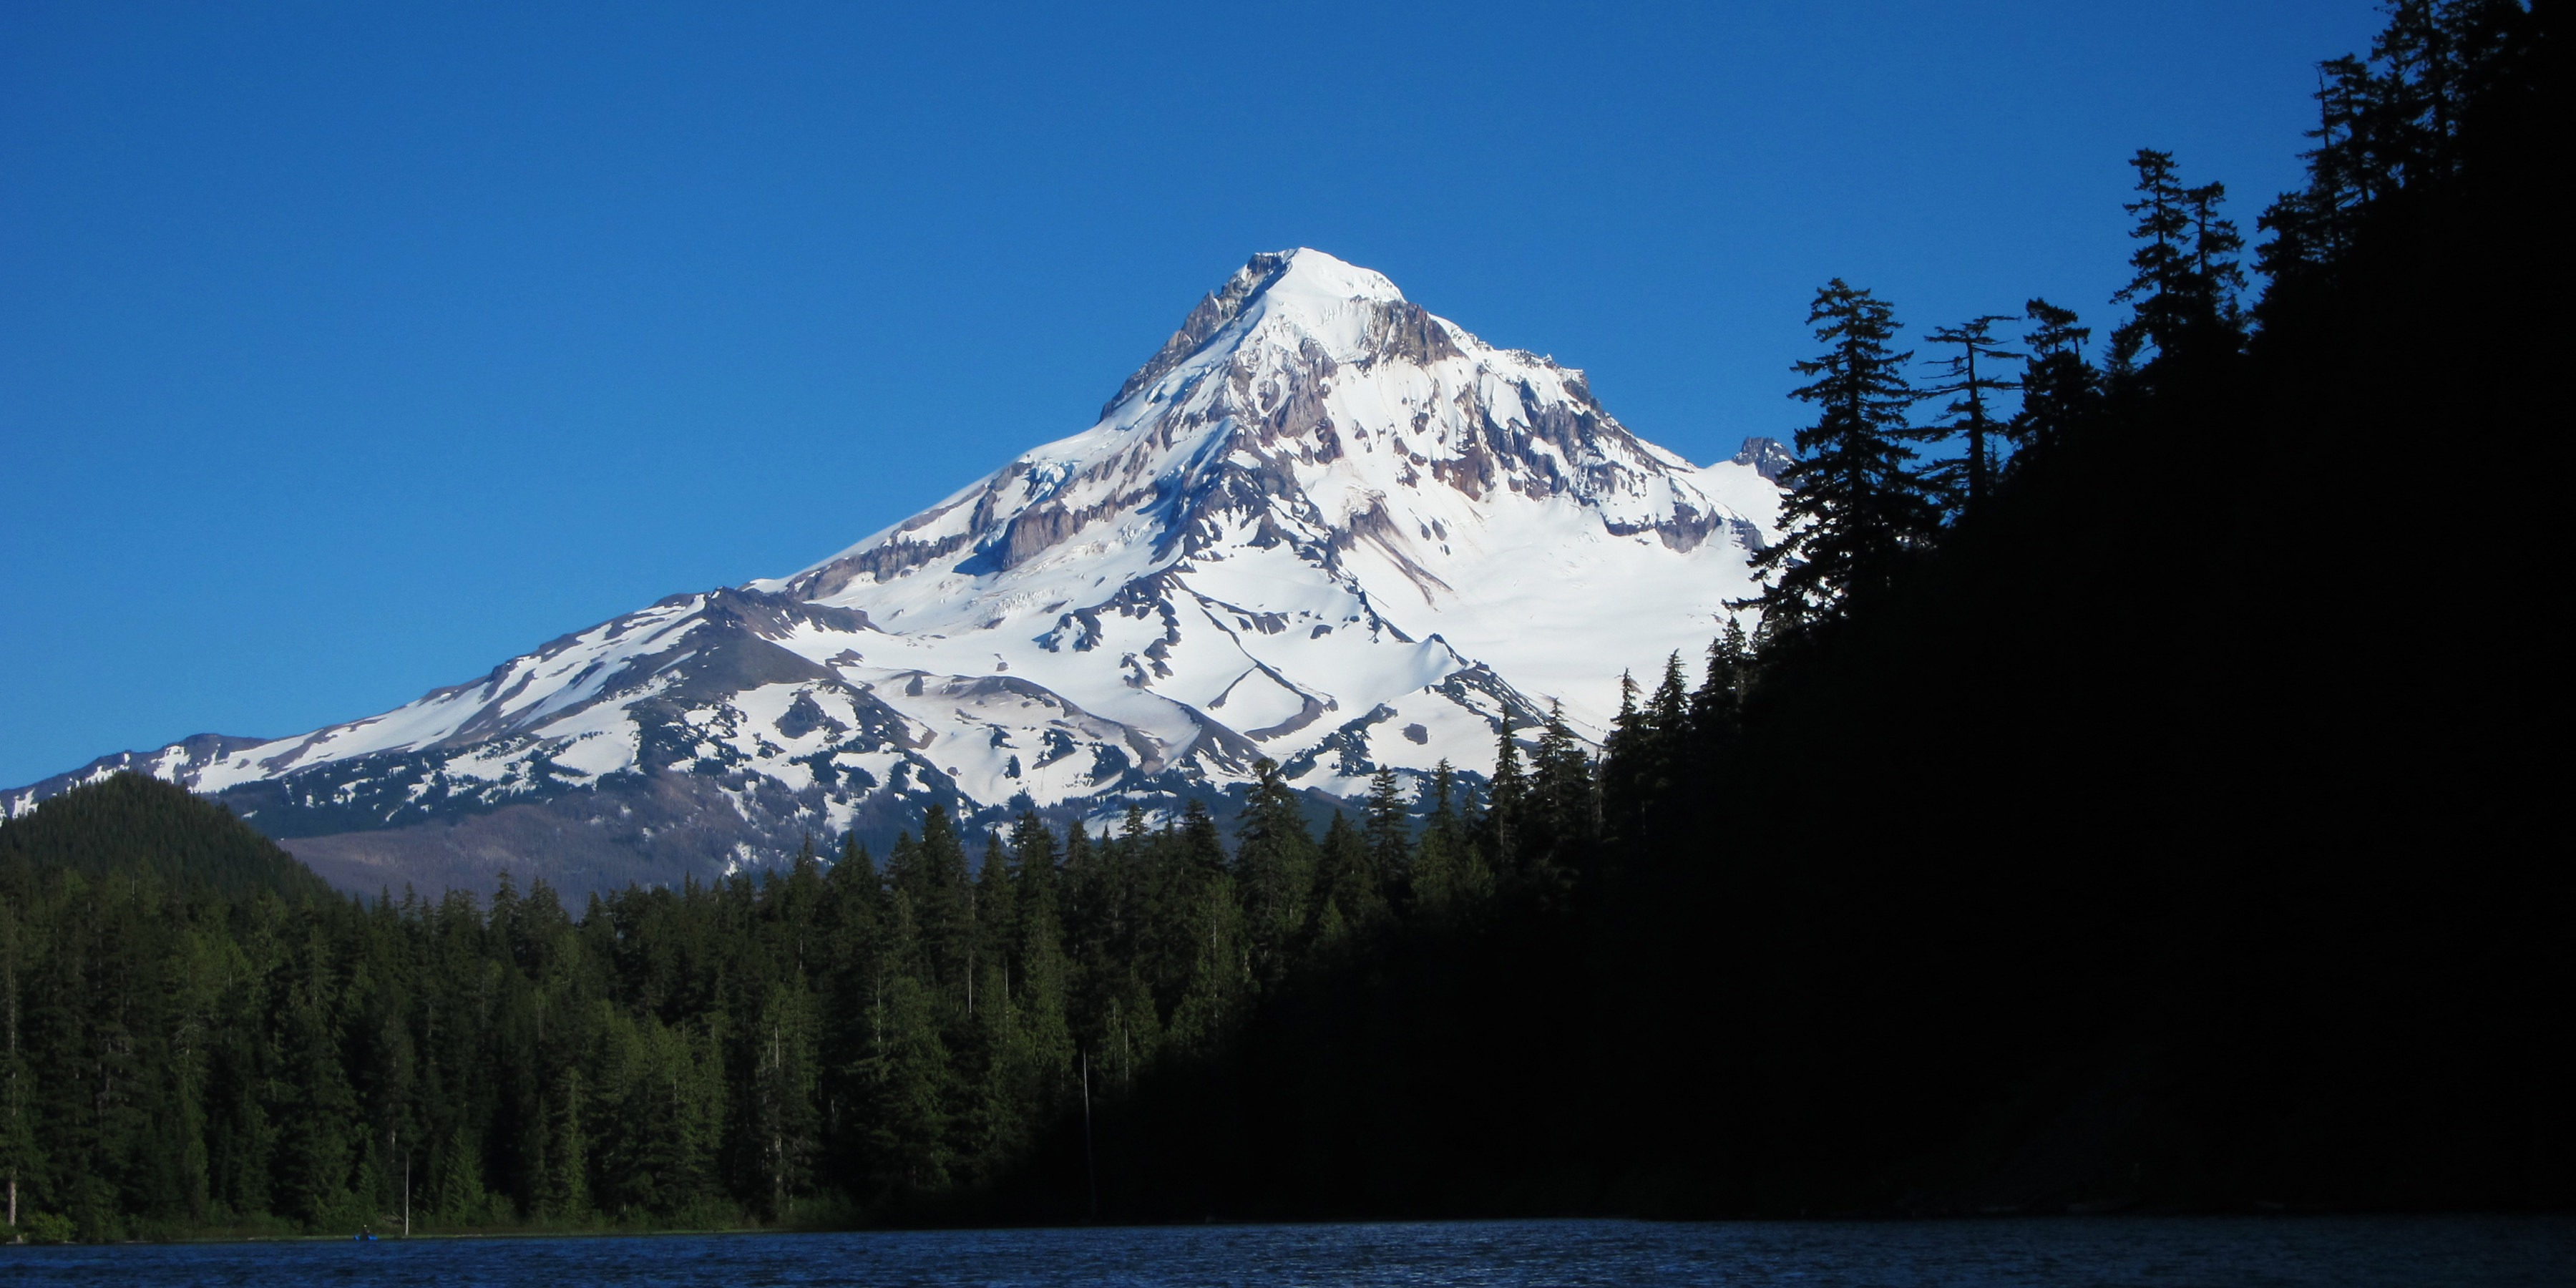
[1742, 279, 1933, 631]
[1161, 803, 1244, 1052]
[1921, 315, 2024, 515]
[1522, 703, 1599, 889]
[1481, 725, 1529, 882]
[1307, 814, 1389, 949]
[1361, 768, 1414, 902]
[1410, 761, 1491, 915]
[970, 836, 1013, 1019]
[1003, 813, 1074, 1107]
[858, 889, 951, 1196]
[1689, 617, 1753, 759]
[2008, 299, 2098, 458]
[2185, 180, 2248, 338]
[1234, 759, 1318, 985]
[2111, 150, 2244, 379]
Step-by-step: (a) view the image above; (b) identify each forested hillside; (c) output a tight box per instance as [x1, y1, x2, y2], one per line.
[2, 1, 2564, 1242]
[1021, 0, 2567, 1220]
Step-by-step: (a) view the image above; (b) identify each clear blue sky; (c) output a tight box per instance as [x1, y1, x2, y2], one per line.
[1, 1, 2384, 788]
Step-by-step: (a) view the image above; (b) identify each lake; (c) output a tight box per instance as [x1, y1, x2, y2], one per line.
[4, 1216, 2569, 1286]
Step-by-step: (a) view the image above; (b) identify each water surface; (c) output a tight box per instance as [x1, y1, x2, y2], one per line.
[4, 1215, 2567, 1286]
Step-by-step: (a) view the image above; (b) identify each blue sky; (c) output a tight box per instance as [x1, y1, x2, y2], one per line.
[0, 1, 2384, 788]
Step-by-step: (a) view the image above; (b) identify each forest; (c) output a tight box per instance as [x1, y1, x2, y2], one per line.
[2, 0, 2565, 1241]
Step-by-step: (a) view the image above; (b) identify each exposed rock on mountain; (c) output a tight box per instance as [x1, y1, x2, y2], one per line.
[8, 250, 1782, 897]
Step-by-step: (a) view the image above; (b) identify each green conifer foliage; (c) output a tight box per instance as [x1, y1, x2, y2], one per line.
[1361, 769, 1413, 902]
[1005, 812, 1074, 1104]
[1408, 761, 1492, 914]
[1480, 727, 1528, 881]
[1524, 703, 1598, 888]
[1233, 759, 1318, 985]
[1601, 671, 1647, 855]
[1307, 814, 1388, 948]
[1161, 802, 1246, 1050]
[859, 889, 951, 1196]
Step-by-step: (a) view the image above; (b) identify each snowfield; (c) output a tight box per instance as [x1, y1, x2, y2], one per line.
[7, 249, 1783, 882]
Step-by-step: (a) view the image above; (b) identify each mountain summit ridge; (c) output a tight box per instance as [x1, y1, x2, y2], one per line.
[9, 249, 1782, 897]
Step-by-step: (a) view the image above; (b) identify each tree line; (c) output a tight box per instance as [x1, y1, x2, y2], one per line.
[0, 711, 1667, 1239]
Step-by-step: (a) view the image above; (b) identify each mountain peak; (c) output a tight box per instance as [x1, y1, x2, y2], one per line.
[1259, 246, 1405, 305]
[11, 251, 1786, 900]
[1105, 248, 1410, 416]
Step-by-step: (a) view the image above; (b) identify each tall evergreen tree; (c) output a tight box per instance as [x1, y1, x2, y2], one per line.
[1307, 814, 1389, 949]
[1481, 726, 1529, 882]
[1921, 315, 2024, 515]
[2185, 180, 2248, 338]
[1742, 279, 1933, 630]
[1161, 802, 1244, 1051]
[857, 887, 950, 1196]
[1003, 812, 1073, 1108]
[1409, 761, 1491, 915]
[1361, 768, 1413, 903]
[1234, 759, 1318, 985]
[2259, 57, 2375, 283]
[2109, 147, 2193, 379]
[2111, 150, 2245, 379]
[1523, 703, 1599, 890]
[1689, 617, 1754, 760]
[2007, 299, 2098, 459]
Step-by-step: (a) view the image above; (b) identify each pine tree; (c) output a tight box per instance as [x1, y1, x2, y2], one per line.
[1161, 802, 1244, 1053]
[1361, 768, 1413, 904]
[2007, 299, 2098, 459]
[2185, 181, 2248, 339]
[859, 889, 952, 1196]
[1481, 724, 1529, 882]
[1233, 759, 1317, 985]
[970, 835, 1013, 1021]
[2109, 147, 2193, 379]
[1601, 670, 1647, 853]
[2260, 57, 2378, 283]
[1921, 315, 2024, 515]
[1635, 652, 1694, 851]
[2111, 150, 2244, 380]
[1526, 703, 1598, 887]
[1003, 813, 1073, 1106]
[905, 808, 974, 997]
[1307, 814, 1388, 948]
[1689, 617, 1754, 763]
[746, 980, 817, 1219]
[1742, 279, 1933, 631]
[1409, 761, 1491, 915]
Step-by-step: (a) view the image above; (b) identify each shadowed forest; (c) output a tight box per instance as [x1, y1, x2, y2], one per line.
[1, 1, 2565, 1241]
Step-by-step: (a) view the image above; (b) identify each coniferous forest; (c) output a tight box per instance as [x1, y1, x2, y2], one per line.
[1, 1, 2565, 1241]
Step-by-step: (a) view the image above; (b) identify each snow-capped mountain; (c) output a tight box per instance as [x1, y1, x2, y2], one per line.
[8, 250, 1781, 897]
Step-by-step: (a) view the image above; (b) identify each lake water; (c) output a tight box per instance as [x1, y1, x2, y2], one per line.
[3, 1216, 2569, 1286]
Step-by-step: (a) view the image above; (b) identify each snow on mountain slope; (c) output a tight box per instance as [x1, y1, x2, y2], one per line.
[6, 250, 1780, 893]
